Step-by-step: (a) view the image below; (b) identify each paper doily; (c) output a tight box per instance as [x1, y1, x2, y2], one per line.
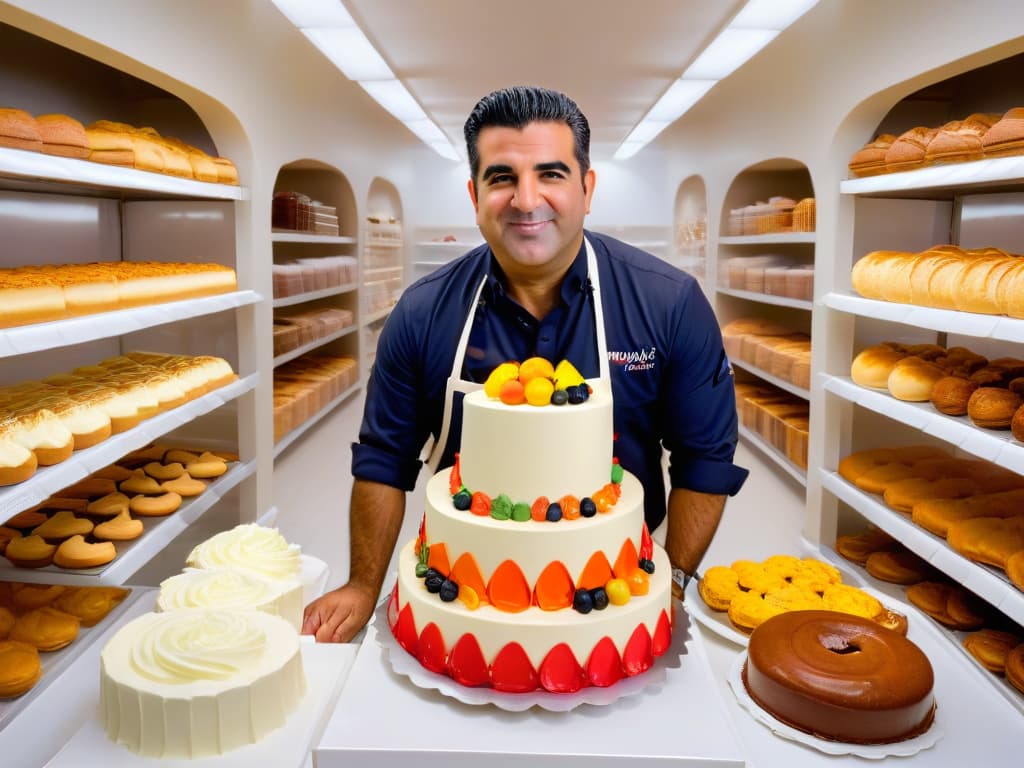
[373, 597, 690, 712]
[727, 651, 943, 759]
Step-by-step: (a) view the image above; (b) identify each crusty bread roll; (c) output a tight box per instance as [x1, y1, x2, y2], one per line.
[885, 126, 938, 173]
[930, 376, 978, 415]
[851, 344, 907, 389]
[35, 114, 89, 159]
[925, 114, 999, 165]
[848, 134, 897, 177]
[922, 246, 969, 309]
[981, 107, 1024, 158]
[851, 250, 910, 300]
[85, 126, 134, 166]
[0, 107, 42, 151]
[967, 387, 1022, 429]
[887, 357, 945, 401]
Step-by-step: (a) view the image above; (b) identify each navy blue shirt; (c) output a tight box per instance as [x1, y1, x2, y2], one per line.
[352, 230, 748, 530]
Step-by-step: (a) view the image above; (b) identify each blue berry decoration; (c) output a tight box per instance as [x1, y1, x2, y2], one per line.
[566, 385, 585, 404]
[546, 502, 563, 522]
[639, 558, 656, 574]
[453, 490, 472, 510]
[425, 573, 445, 593]
[439, 579, 459, 602]
[577, 384, 590, 402]
[551, 389, 569, 406]
[591, 587, 609, 610]
[573, 588, 594, 614]
[580, 497, 597, 518]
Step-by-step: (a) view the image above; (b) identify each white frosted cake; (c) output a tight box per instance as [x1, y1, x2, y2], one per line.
[157, 567, 304, 631]
[100, 609, 305, 758]
[186, 523, 301, 581]
[389, 376, 673, 693]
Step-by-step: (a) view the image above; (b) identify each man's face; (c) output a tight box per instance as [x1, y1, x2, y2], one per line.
[468, 121, 595, 276]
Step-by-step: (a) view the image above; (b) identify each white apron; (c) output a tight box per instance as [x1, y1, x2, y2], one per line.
[423, 235, 611, 472]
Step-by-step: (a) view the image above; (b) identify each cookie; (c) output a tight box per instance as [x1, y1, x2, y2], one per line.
[9, 607, 79, 651]
[0, 640, 42, 697]
[963, 629, 1022, 674]
[53, 535, 116, 569]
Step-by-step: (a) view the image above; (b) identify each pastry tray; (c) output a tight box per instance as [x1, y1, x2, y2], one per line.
[0, 585, 153, 733]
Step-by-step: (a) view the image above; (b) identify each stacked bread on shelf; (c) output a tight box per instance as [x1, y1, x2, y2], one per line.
[725, 196, 816, 236]
[0, 108, 238, 183]
[851, 244, 1024, 316]
[272, 191, 339, 235]
[722, 318, 811, 390]
[0, 352, 236, 486]
[272, 308, 355, 357]
[723, 256, 814, 300]
[0, 262, 237, 329]
[273, 356, 358, 442]
[272, 257, 357, 299]
[837, 446, 1024, 596]
[850, 341, 1024, 438]
[734, 381, 809, 470]
[848, 107, 1024, 177]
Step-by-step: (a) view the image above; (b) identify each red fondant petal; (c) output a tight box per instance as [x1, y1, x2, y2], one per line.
[386, 583, 399, 629]
[417, 622, 448, 674]
[639, 522, 653, 561]
[447, 633, 490, 687]
[393, 603, 418, 656]
[539, 643, 587, 693]
[586, 636, 624, 687]
[622, 623, 653, 676]
[652, 609, 672, 657]
[490, 642, 539, 692]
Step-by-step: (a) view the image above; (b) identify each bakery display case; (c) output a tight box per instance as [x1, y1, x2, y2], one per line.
[673, 174, 708, 290]
[361, 176, 405, 368]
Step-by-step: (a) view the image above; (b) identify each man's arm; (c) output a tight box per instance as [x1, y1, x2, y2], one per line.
[301, 478, 406, 642]
[663, 487, 726, 597]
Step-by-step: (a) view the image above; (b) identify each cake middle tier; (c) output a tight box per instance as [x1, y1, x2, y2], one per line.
[458, 383, 613, 502]
[424, 470, 645, 588]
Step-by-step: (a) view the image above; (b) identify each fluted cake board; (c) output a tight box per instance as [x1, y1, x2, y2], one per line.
[315, 603, 746, 767]
[45, 640, 356, 768]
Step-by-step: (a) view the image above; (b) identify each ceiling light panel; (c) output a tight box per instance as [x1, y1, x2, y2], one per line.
[729, 0, 819, 30]
[302, 26, 394, 81]
[683, 27, 779, 80]
[359, 80, 428, 122]
[647, 79, 717, 122]
[271, 0, 355, 28]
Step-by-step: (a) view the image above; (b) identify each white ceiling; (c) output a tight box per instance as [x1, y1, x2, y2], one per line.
[345, 0, 746, 157]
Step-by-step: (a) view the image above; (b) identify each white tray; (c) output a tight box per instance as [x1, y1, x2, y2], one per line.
[45, 640, 354, 768]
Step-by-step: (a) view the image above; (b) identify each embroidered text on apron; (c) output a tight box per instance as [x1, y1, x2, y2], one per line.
[423, 236, 610, 472]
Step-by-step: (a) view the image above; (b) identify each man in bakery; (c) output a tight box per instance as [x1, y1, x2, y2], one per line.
[303, 86, 748, 642]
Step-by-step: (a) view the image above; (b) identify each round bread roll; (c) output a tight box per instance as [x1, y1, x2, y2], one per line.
[851, 345, 907, 389]
[930, 376, 978, 415]
[852, 251, 909, 300]
[967, 387, 1022, 429]
[888, 358, 945, 401]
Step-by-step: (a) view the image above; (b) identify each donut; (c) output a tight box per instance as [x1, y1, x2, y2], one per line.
[864, 549, 936, 584]
[962, 629, 1022, 674]
[53, 535, 116, 569]
[129, 491, 182, 517]
[763, 585, 823, 613]
[9, 607, 79, 651]
[1006, 643, 1024, 695]
[730, 560, 787, 595]
[790, 558, 842, 593]
[761, 554, 805, 584]
[119, 469, 164, 495]
[697, 565, 741, 611]
[92, 510, 144, 541]
[743, 610, 935, 744]
[0, 640, 42, 698]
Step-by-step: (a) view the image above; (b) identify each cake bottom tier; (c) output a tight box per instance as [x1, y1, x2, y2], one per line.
[390, 540, 673, 693]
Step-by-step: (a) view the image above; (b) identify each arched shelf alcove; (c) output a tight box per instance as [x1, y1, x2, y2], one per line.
[271, 159, 361, 458]
[673, 174, 707, 290]
[362, 176, 405, 368]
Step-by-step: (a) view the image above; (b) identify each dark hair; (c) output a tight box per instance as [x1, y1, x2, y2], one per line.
[464, 86, 591, 182]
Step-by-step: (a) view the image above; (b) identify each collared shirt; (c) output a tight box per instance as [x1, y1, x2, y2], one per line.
[352, 230, 748, 530]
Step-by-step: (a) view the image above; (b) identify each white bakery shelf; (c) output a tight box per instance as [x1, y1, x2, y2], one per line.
[840, 155, 1024, 199]
[718, 233, 816, 245]
[272, 326, 357, 368]
[0, 291, 262, 358]
[271, 231, 356, 245]
[738, 424, 807, 487]
[362, 307, 393, 325]
[0, 587, 156, 766]
[822, 292, 1024, 343]
[0, 147, 247, 200]
[715, 286, 813, 310]
[272, 284, 357, 308]
[822, 373, 1024, 472]
[819, 469, 1024, 627]
[273, 383, 361, 459]
[732, 359, 810, 400]
[0, 459, 254, 586]
[0, 373, 257, 521]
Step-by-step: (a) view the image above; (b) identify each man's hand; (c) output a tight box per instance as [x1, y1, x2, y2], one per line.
[301, 584, 376, 643]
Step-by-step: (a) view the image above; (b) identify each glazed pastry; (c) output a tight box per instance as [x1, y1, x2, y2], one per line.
[4, 535, 57, 568]
[53, 535, 116, 569]
[118, 468, 164, 495]
[865, 549, 936, 584]
[727, 590, 782, 632]
[86, 491, 131, 517]
[875, 609, 910, 636]
[92, 510, 144, 541]
[0, 640, 42, 698]
[31, 510, 94, 541]
[730, 560, 787, 595]
[160, 472, 207, 497]
[55, 586, 130, 627]
[143, 461, 185, 481]
[10, 583, 66, 611]
[128, 491, 182, 517]
[9, 606, 79, 651]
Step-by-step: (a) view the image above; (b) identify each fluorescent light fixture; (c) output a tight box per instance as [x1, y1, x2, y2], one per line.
[406, 119, 448, 145]
[271, 0, 355, 28]
[647, 79, 716, 122]
[683, 27, 779, 80]
[302, 26, 394, 81]
[729, 0, 818, 30]
[624, 120, 671, 145]
[613, 142, 645, 161]
[359, 80, 428, 123]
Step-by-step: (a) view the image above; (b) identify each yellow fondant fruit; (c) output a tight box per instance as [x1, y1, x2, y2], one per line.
[525, 377, 554, 406]
[458, 584, 480, 610]
[499, 378, 526, 405]
[518, 356, 554, 385]
[484, 361, 520, 398]
[606, 578, 631, 605]
[553, 359, 585, 389]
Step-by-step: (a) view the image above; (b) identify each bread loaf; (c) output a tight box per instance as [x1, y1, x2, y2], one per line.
[925, 114, 999, 165]
[885, 126, 937, 173]
[887, 358, 945, 401]
[981, 107, 1024, 158]
[35, 114, 89, 159]
[0, 108, 42, 151]
[851, 345, 907, 389]
[848, 134, 897, 177]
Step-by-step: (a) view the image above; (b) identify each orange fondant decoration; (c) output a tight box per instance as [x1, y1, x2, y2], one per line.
[450, 552, 488, 603]
[427, 542, 451, 577]
[487, 560, 531, 613]
[534, 561, 574, 610]
[577, 551, 614, 590]
[612, 538, 638, 579]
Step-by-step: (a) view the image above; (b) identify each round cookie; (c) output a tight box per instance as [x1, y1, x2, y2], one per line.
[9, 606, 79, 651]
[4, 535, 57, 568]
[822, 583, 884, 620]
[698, 565, 741, 611]
[865, 549, 936, 584]
[0, 640, 42, 698]
[10, 583, 66, 611]
[53, 535, 116, 569]
[962, 629, 1022, 673]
